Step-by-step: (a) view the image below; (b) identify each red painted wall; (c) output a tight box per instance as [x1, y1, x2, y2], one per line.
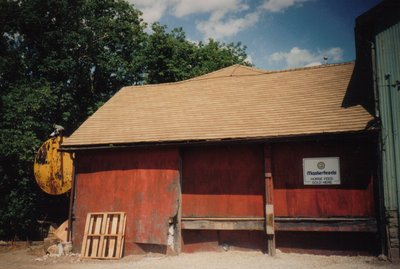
[272, 138, 376, 217]
[181, 145, 265, 252]
[72, 135, 377, 254]
[182, 145, 265, 218]
[73, 148, 180, 254]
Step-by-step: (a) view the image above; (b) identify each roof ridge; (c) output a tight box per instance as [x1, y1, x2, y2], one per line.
[122, 61, 355, 91]
[122, 64, 251, 90]
[232, 64, 268, 75]
[188, 64, 242, 81]
[267, 61, 355, 74]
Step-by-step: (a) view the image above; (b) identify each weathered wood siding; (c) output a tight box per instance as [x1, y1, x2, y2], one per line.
[72, 148, 180, 254]
[181, 145, 265, 251]
[182, 145, 265, 218]
[272, 138, 376, 217]
[71, 135, 377, 254]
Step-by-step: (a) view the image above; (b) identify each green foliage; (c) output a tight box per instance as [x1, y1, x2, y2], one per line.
[144, 23, 250, 84]
[0, 0, 147, 239]
[0, 0, 250, 240]
[0, 80, 56, 239]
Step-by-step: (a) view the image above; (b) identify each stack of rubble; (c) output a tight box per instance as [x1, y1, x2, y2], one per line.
[43, 220, 72, 256]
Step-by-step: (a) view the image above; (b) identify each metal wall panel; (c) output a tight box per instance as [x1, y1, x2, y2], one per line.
[375, 22, 400, 211]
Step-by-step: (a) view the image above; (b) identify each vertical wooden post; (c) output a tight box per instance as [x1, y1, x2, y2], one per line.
[264, 144, 276, 256]
[175, 150, 183, 254]
[67, 153, 76, 243]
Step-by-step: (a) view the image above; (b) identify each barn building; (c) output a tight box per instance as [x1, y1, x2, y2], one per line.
[62, 62, 380, 255]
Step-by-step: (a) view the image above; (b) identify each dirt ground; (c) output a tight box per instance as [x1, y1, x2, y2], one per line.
[0, 243, 399, 269]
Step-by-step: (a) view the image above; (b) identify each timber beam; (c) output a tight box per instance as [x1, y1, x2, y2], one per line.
[181, 217, 264, 230]
[275, 217, 377, 232]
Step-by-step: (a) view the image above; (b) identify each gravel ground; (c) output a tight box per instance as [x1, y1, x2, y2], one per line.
[0, 245, 399, 269]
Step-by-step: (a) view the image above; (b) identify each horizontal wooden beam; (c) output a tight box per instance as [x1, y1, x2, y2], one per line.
[181, 219, 264, 231]
[182, 217, 264, 221]
[275, 217, 377, 232]
[180, 217, 377, 232]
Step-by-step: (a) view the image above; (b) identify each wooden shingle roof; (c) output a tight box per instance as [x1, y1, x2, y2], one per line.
[63, 62, 373, 147]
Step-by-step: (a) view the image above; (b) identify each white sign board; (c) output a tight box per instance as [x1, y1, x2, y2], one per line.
[303, 157, 340, 185]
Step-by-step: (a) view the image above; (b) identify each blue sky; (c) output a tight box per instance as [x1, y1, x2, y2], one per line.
[128, 0, 381, 70]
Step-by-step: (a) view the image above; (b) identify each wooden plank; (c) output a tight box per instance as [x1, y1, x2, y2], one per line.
[176, 153, 182, 254]
[86, 215, 95, 257]
[264, 144, 276, 256]
[117, 213, 127, 258]
[101, 214, 111, 258]
[266, 205, 274, 235]
[67, 156, 76, 242]
[182, 219, 264, 230]
[91, 215, 103, 257]
[108, 215, 118, 258]
[274, 217, 378, 232]
[182, 217, 264, 221]
[81, 213, 92, 257]
[97, 213, 107, 258]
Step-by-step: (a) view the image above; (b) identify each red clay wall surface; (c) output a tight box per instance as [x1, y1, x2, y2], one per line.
[72, 148, 180, 255]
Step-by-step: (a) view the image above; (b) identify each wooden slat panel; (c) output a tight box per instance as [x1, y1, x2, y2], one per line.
[81, 212, 126, 259]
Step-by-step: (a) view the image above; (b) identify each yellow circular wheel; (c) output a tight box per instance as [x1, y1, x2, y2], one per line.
[34, 136, 73, 195]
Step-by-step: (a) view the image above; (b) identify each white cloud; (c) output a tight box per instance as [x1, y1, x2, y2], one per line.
[246, 55, 253, 64]
[197, 11, 260, 39]
[127, 0, 170, 23]
[173, 0, 248, 17]
[128, 0, 248, 24]
[269, 47, 344, 68]
[261, 0, 310, 12]
[128, 0, 312, 40]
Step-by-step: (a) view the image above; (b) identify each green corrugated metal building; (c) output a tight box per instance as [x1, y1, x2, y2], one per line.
[346, 0, 400, 260]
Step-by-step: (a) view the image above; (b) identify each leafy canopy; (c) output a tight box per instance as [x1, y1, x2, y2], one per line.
[0, 0, 250, 239]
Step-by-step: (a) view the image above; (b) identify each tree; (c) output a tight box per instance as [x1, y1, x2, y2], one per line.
[0, 0, 251, 239]
[192, 39, 250, 76]
[0, 0, 147, 239]
[144, 23, 251, 84]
